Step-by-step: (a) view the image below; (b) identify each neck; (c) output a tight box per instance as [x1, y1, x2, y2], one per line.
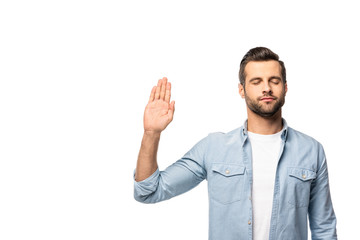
[246, 108, 283, 135]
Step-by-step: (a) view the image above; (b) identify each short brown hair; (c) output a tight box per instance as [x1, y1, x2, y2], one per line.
[238, 47, 286, 85]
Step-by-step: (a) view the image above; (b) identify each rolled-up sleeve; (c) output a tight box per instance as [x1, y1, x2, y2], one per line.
[134, 136, 208, 204]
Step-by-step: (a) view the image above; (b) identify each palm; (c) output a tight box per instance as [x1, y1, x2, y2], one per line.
[144, 77, 175, 133]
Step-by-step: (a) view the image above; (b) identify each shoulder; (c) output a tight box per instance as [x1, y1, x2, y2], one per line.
[287, 127, 325, 156]
[182, 128, 242, 162]
[208, 127, 242, 138]
[287, 127, 321, 144]
[207, 127, 242, 142]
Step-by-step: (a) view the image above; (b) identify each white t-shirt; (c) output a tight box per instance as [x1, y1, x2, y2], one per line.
[248, 130, 283, 240]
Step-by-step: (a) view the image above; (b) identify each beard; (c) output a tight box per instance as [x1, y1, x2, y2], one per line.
[245, 90, 286, 118]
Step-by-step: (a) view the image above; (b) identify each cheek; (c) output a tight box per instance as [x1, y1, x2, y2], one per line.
[244, 86, 259, 98]
[273, 86, 285, 95]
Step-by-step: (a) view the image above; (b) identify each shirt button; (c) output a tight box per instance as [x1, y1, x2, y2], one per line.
[248, 220, 251, 225]
[302, 174, 306, 179]
[225, 170, 230, 174]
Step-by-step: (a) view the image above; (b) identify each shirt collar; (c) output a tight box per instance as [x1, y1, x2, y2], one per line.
[241, 118, 289, 144]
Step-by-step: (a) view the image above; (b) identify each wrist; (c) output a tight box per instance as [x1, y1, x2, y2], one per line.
[143, 130, 161, 138]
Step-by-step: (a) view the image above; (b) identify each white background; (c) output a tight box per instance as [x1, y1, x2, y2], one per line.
[1, 0, 359, 239]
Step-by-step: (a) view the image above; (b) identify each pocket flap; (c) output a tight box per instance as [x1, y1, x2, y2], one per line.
[288, 167, 316, 181]
[212, 163, 245, 177]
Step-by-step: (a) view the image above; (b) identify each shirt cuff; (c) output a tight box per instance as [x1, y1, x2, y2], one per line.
[134, 168, 160, 196]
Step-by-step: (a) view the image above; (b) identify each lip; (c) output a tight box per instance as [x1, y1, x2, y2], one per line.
[260, 97, 275, 102]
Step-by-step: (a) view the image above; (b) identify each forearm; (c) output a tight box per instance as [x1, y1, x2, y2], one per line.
[134, 136, 208, 204]
[135, 131, 161, 182]
[135, 77, 174, 182]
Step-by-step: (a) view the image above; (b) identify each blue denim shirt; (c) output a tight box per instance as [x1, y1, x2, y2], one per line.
[134, 120, 337, 240]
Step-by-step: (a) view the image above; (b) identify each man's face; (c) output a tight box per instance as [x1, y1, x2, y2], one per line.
[239, 60, 287, 118]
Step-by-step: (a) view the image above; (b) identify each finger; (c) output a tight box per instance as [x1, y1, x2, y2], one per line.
[154, 79, 161, 99]
[160, 77, 167, 100]
[164, 82, 171, 103]
[148, 86, 156, 103]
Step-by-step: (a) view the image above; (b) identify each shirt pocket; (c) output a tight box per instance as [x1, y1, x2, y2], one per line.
[287, 167, 316, 208]
[209, 163, 246, 204]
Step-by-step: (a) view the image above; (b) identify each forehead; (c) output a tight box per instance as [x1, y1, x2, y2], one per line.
[244, 60, 281, 79]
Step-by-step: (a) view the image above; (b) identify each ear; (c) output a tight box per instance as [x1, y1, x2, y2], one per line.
[284, 82, 288, 95]
[238, 83, 245, 99]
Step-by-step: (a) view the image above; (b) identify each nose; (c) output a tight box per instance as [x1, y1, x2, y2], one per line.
[262, 82, 272, 95]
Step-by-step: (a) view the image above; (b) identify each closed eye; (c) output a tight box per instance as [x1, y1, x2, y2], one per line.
[270, 77, 281, 84]
[249, 78, 262, 85]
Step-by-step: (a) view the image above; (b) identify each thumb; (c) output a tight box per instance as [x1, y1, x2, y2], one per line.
[168, 100, 175, 120]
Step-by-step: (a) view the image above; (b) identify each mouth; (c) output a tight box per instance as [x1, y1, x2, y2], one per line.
[260, 97, 275, 102]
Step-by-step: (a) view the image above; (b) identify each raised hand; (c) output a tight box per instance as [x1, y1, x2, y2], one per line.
[144, 77, 175, 134]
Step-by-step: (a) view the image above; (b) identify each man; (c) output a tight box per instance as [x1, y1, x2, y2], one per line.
[134, 47, 337, 240]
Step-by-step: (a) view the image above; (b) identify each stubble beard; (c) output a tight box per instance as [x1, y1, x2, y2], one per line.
[245, 90, 286, 118]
